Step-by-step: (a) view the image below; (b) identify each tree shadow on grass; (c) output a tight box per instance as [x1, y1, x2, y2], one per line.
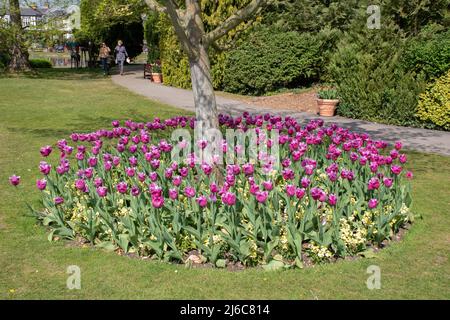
[5, 111, 162, 140]
[0, 68, 106, 81]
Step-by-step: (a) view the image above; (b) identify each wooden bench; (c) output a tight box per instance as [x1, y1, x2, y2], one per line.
[144, 63, 152, 79]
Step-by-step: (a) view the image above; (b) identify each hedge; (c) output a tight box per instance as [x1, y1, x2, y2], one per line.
[223, 28, 322, 95]
[416, 69, 450, 130]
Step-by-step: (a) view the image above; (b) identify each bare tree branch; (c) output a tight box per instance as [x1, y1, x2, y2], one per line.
[164, 0, 195, 58]
[144, 0, 167, 13]
[204, 0, 268, 45]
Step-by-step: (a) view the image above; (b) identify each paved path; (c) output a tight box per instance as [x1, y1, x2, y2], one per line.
[112, 65, 450, 156]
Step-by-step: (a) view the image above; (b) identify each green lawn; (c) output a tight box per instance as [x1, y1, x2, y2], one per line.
[0, 69, 449, 299]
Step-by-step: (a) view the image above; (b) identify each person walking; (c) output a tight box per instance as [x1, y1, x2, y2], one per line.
[114, 40, 128, 76]
[99, 42, 111, 75]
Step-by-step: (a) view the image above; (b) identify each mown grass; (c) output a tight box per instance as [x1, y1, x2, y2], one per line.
[0, 69, 449, 299]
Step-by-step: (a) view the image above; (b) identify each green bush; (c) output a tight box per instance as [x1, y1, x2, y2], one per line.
[328, 24, 426, 127]
[223, 28, 322, 95]
[401, 26, 450, 81]
[416, 69, 450, 130]
[29, 59, 52, 69]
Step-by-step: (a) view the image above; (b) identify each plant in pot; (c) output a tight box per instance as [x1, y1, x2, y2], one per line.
[151, 63, 162, 83]
[317, 88, 339, 117]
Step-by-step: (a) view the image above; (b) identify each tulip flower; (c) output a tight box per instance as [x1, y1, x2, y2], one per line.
[40, 145, 52, 157]
[131, 186, 140, 197]
[391, 165, 403, 175]
[151, 196, 164, 209]
[255, 190, 268, 203]
[368, 177, 380, 190]
[368, 198, 378, 209]
[39, 161, 51, 175]
[262, 180, 273, 191]
[296, 188, 306, 200]
[196, 195, 208, 207]
[184, 186, 196, 198]
[222, 192, 236, 206]
[286, 184, 296, 197]
[36, 179, 47, 190]
[328, 194, 338, 206]
[97, 186, 107, 197]
[9, 175, 20, 186]
[54, 197, 64, 205]
[116, 182, 128, 194]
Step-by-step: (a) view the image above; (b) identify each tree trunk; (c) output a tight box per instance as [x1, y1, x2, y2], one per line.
[189, 45, 219, 135]
[8, 0, 30, 72]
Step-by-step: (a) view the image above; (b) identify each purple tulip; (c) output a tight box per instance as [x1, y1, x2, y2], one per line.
[137, 172, 146, 182]
[210, 182, 219, 193]
[112, 156, 120, 167]
[179, 167, 188, 177]
[9, 175, 20, 186]
[196, 195, 208, 207]
[311, 187, 327, 202]
[75, 179, 86, 191]
[40, 145, 52, 157]
[383, 177, 393, 188]
[368, 198, 378, 209]
[116, 182, 128, 194]
[242, 163, 254, 176]
[286, 184, 296, 197]
[150, 159, 160, 169]
[406, 171, 413, 179]
[131, 186, 140, 197]
[94, 177, 103, 187]
[391, 165, 402, 175]
[84, 168, 93, 179]
[149, 171, 158, 182]
[184, 186, 196, 198]
[169, 188, 178, 200]
[399, 154, 407, 164]
[255, 190, 268, 203]
[250, 183, 260, 195]
[39, 161, 51, 175]
[262, 180, 273, 191]
[104, 161, 112, 171]
[54, 197, 64, 205]
[151, 196, 164, 209]
[301, 177, 310, 188]
[36, 179, 47, 190]
[87, 157, 97, 167]
[125, 167, 135, 177]
[129, 156, 138, 167]
[328, 194, 338, 206]
[97, 186, 108, 197]
[296, 188, 306, 200]
[222, 191, 236, 206]
[282, 168, 295, 180]
[368, 177, 380, 190]
[201, 163, 213, 176]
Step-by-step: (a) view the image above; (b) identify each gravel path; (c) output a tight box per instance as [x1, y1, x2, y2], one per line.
[112, 64, 450, 156]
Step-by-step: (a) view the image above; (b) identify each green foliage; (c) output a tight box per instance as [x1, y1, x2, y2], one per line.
[76, 0, 145, 58]
[317, 89, 338, 100]
[328, 23, 426, 127]
[401, 26, 450, 81]
[155, 0, 256, 89]
[144, 11, 161, 63]
[157, 15, 191, 89]
[223, 28, 322, 95]
[29, 59, 52, 69]
[416, 69, 450, 130]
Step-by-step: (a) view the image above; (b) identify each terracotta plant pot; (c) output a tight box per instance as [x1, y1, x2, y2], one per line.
[317, 99, 339, 117]
[151, 73, 162, 83]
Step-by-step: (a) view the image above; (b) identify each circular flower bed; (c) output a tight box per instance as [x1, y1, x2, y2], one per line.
[10, 112, 414, 268]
